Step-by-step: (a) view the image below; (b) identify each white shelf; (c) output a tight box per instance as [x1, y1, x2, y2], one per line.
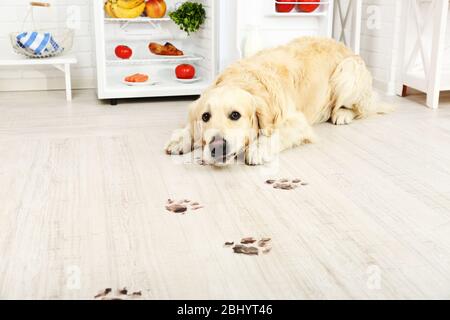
[404, 70, 450, 92]
[104, 77, 210, 98]
[104, 17, 171, 22]
[106, 54, 204, 66]
[268, 11, 327, 17]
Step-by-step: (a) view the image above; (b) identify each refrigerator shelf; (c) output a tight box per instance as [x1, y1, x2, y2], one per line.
[103, 77, 210, 99]
[106, 54, 204, 66]
[268, 11, 327, 17]
[104, 17, 171, 22]
[104, 17, 172, 30]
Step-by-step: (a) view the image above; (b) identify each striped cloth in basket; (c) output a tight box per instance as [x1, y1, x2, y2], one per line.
[16, 31, 60, 56]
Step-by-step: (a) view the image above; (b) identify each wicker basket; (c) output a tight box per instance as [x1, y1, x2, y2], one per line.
[10, 2, 74, 59]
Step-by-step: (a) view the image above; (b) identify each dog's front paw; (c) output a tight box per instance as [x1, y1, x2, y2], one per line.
[331, 109, 355, 125]
[165, 127, 192, 155]
[245, 136, 277, 166]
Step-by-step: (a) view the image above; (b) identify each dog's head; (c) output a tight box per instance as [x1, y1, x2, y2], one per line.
[189, 85, 269, 166]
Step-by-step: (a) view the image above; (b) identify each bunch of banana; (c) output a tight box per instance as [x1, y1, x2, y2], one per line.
[104, 0, 146, 19]
[104, 0, 117, 18]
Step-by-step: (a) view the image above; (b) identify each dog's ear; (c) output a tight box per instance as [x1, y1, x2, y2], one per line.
[187, 99, 204, 146]
[245, 67, 289, 137]
[188, 99, 199, 121]
[252, 94, 282, 137]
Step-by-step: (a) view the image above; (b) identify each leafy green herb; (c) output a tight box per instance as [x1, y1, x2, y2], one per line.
[169, 2, 206, 35]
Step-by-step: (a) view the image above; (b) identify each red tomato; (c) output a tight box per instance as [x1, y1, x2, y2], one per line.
[275, 0, 295, 13]
[296, 0, 320, 13]
[175, 64, 195, 79]
[115, 45, 132, 59]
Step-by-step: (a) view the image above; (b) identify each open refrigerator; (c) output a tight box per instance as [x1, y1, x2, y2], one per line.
[93, 0, 334, 104]
[93, 0, 216, 104]
[218, 0, 335, 71]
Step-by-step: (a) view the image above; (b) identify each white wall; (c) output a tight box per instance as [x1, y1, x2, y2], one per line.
[359, 0, 401, 95]
[0, 0, 95, 92]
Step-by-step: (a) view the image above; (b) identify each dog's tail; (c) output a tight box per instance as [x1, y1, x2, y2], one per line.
[371, 91, 396, 115]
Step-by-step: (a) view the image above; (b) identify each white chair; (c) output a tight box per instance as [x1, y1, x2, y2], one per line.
[396, 0, 449, 109]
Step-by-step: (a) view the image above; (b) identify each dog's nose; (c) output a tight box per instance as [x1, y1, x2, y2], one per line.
[209, 135, 227, 159]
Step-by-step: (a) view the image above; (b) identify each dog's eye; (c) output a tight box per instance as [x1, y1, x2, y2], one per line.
[202, 112, 211, 122]
[229, 111, 241, 121]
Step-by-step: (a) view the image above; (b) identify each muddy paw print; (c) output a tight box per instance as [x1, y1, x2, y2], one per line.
[94, 287, 143, 300]
[224, 237, 272, 255]
[265, 178, 308, 190]
[165, 199, 204, 214]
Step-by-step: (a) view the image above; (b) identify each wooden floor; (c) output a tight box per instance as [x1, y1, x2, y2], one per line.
[1, 89, 450, 300]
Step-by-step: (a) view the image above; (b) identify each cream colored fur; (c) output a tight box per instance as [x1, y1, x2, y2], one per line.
[165, 37, 392, 165]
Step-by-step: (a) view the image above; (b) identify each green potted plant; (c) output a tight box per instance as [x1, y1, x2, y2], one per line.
[169, 1, 206, 35]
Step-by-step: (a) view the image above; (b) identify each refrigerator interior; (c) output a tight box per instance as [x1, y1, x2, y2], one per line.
[96, 0, 215, 99]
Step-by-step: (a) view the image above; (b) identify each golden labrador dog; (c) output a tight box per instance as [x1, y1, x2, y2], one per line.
[165, 37, 392, 165]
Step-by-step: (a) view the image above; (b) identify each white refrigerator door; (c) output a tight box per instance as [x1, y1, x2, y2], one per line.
[217, 0, 334, 72]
